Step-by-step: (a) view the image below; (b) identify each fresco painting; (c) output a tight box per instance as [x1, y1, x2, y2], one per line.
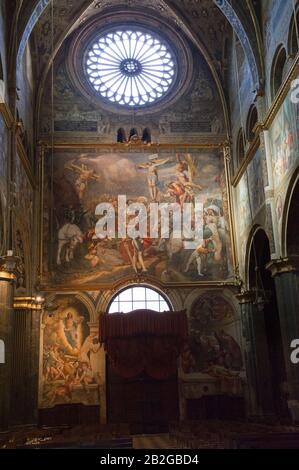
[43, 149, 233, 286]
[236, 148, 266, 237]
[236, 176, 251, 236]
[181, 294, 243, 394]
[40, 296, 103, 408]
[247, 149, 266, 218]
[270, 89, 299, 189]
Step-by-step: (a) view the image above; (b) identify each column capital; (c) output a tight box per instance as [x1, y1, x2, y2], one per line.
[266, 256, 299, 277]
[13, 297, 43, 311]
[236, 290, 255, 305]
[0, 271, 15, 282]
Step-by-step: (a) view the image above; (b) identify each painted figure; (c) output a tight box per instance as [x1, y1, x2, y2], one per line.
[138, 154, 169, 201]
[65, 161, 101, 201]
[57, 223, 83, 265]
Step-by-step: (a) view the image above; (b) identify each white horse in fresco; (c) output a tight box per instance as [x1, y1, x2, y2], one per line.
[57, 223, 83, 265]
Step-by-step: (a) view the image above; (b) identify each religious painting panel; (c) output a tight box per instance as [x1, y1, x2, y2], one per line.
[269, 89, 299, 190]
[42, 147, 234, 287]
[235, 147, 266, 237]
[39, 295, 103, 409]
[181, 293, 244, 395]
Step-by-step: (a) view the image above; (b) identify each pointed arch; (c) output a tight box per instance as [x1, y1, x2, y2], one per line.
[213, 0, 262, 87]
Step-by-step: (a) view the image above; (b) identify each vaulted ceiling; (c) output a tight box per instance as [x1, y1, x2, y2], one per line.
[17, 0, 264, 88]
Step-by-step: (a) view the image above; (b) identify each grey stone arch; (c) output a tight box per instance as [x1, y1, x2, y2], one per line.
[244, 225, 288, 418]
[17, 0, 51, 68]
[244, 224, 265, 290]
[281, 165, 299, 258]
[288, 2, 299, 57]
[213, 0, 263, 90]
[244, 212, 277, 288]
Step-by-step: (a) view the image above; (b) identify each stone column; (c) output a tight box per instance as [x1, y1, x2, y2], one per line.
[237, 291, 275, 420]
[9, 298, 42, 427]
[267, 257, 299, 422]
[0, 270, 15, 430]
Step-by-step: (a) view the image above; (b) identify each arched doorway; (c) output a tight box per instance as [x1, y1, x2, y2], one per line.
[286, 177, 299, 256]
[248, 229, 287, 418]
[104, 286, 181, 434]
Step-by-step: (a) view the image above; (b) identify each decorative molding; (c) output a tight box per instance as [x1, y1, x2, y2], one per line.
[16, 135, 36, 189]
[0, 103, 14, 129]
[40, 279, 237, 293]
[266, 256, 299, 277]
[41, 142, 225, 150]
[232, 135, 260, 187]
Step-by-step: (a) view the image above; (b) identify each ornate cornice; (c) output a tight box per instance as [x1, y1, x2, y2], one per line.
[266, 256, 299, 277]
[0, 271, 16, 282]
[42, 142, 225, 150]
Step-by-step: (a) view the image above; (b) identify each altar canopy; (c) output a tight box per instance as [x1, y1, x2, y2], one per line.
[99, 310, 188, 380]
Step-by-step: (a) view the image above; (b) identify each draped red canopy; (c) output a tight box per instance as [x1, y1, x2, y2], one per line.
[99, 309, 188, 380]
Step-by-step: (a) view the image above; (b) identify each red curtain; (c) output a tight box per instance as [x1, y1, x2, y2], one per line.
[100, 310, 188, 380]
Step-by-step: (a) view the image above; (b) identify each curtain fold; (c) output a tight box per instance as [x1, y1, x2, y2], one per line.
[100, 309, 188, 380]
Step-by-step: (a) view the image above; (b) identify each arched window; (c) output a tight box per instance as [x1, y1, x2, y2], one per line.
[129, 128, 139, 140]
[271, 45, 287, 97]
[246, 105, 258, 142]
[237, 127, 246, 166]
[108, 285, 172, 313]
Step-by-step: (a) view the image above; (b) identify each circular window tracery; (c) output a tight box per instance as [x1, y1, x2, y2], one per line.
[85, 29, 176, 107]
